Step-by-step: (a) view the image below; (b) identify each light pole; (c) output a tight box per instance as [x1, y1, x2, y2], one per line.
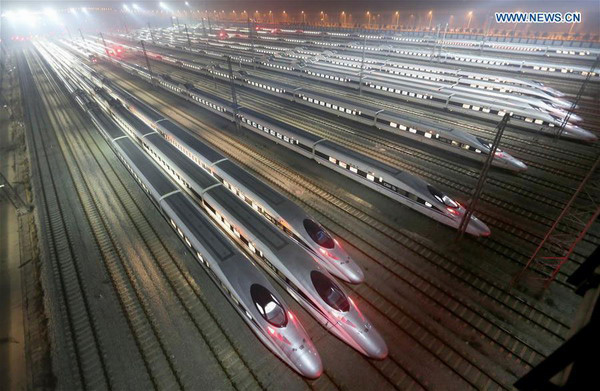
[367, 11, 371, 28]
[428, 10, 433, 30]
[301, 11, 305, 24]
[395, 11, 399, 29]
[467, 11, 473, 29]
[341, 11, 345, 27]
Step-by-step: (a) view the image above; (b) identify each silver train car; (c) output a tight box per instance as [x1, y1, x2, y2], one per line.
[123, 48, 527, 172]
[79, 73, 389, 358]
[102, 78, 365, 284]
[229, 71, 527, 172]
[237, 109, 491, 237]
[267, 59, 592, 141]
[104, 54, 492, 237]
[43, 50, 323, 378]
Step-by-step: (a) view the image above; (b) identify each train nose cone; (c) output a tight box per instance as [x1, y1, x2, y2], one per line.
[361, 327, 388, 360]
[466, 218, 491, 237]
[564, 127, 598, 142]
[511, 159, 528, 173]
[346, 261, 365, 284]
[294, 348, 323, 379]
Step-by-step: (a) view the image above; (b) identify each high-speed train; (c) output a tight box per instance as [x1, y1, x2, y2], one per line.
[100, 76, 365, 284]
[113, 36, 593, 142]
[248, 59, 594, 141]
[195, 27, 599, 81]
[93, 41, 527, 171]
[319, 56, 575, 110]
[40, 46, 323, 378]
[48, 43, 389, 359]
[105, 52, 492, 236]
[205, 67, 527, 171]
[60, 38, 492, 236]
[57, 39, 365, 284]
[218, 25, 600, 61]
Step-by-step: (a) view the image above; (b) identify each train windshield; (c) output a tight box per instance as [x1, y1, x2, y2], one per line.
[303, 219, 335, 249]
[250, 284, 288, 327]
[310, 271, 350, 312]
[427, 185, 459, 208]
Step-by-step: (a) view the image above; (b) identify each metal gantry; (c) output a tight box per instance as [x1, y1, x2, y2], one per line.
[358, 35, 366, 96]
[515, 154, 600, 287]
[456, 114, 509, 239]
[140, 40, 154, 78]
[556, 55, 599, 139]
[227, 56, 240, 131]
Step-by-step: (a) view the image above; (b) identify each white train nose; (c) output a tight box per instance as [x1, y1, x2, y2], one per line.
[293, 347, 323, 379]
[344, 260, 365, 284]
[465, 218, 491, 237]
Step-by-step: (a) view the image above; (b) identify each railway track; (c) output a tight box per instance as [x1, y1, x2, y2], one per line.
[108, 70, 577, 390]
[19, 50, 113, 390]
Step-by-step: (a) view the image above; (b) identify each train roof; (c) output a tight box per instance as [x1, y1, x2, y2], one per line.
[106, 81, 166, 123]
[319, 140, 401, 177]
[243, 74, 297, 92]
[217, 160, 287, 206]
[238, 108, 322, 144]
[116, 105, 152, 133]
[210, 186, 288, 251]
[94, 109, 128, 139]
[145, 133, 219, 189]
[165, 192, 236, 261]
[297, 89, 381, 115]
[159, 119, 226, 163]
[188, 85, 232, 107]
[114, 137, 179, 196]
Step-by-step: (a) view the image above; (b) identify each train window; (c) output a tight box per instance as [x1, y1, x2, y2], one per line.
[310, 271, 350, 312]
[303, 219, 335, 249]
[427, 185, 459, 208]
[250, 284, 287, 327]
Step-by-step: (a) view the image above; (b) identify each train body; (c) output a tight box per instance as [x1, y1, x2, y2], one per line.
[103, 53, 492, 237]
[49, 43, 391, 359]
[41, 45, 324, 378]
[102, 79, 365, 284]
